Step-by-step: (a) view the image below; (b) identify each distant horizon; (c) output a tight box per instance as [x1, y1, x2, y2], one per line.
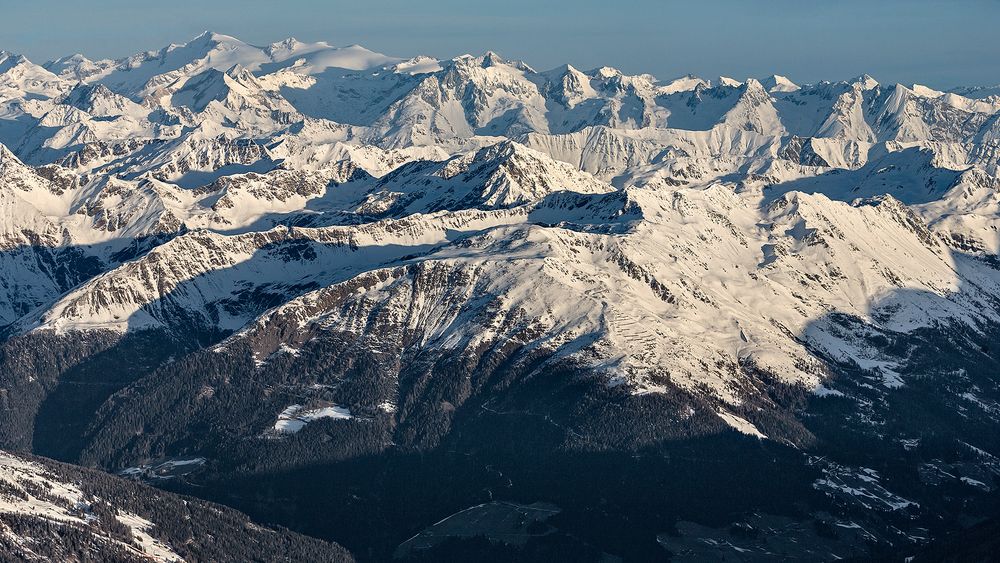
[3, 0, 999, 90]
[2, 29, 992, 93]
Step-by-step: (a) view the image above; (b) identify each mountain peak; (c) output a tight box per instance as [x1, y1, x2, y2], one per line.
[0, 51, 29, 73]
[59, 82, 115, 107]
[465, 50, 534, 72]
[276, 37, 302, 48]
[481, 50, 503, 66]
[852, 73, 880, 90]
[911, 83, 945, 98]
[225, 63, 253, 80]
[477, 50, 511, 69]
[190, 30, 240, 44]
[368, 139, 614, 214]
[264, 37, 305, 58]
[660, 74, 708, 94]
[542, 63, 581, 76]
[762, 74, 799, 92]
[45, 53, 90, 68]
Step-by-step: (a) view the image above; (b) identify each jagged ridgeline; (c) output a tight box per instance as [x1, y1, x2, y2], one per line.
[1, 33, 1000, 561]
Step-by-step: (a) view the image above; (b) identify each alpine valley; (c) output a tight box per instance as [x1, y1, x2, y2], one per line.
[1, 32, 1000, 561]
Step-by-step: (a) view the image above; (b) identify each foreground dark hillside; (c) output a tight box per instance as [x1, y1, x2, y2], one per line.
[0, 449, 353, 562]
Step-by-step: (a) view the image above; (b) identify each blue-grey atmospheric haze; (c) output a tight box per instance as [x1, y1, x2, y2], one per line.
[3, 0, 998, 89]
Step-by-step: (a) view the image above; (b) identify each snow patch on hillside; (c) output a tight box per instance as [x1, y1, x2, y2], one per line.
[273, 404, 353, 434]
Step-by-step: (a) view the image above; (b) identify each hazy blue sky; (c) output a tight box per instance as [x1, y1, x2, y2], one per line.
[3, 0, 998, 88]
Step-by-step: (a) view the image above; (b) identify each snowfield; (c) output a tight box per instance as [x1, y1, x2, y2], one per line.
[273, 404, 354, 434]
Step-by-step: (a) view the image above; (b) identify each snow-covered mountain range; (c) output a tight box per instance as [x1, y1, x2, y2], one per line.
[2, 32, 1000, 559]
[3, 33, 1000, 422]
